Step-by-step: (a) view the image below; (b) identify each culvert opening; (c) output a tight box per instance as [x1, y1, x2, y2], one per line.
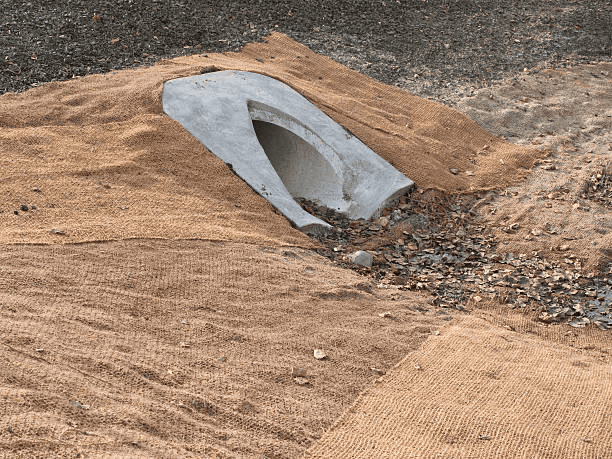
[251, 119, 344, 209]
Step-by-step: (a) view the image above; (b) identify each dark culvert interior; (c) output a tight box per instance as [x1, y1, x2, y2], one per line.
[251, 119, 343, 208]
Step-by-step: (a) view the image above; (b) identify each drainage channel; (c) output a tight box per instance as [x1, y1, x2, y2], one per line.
[297, 190, 612, 331]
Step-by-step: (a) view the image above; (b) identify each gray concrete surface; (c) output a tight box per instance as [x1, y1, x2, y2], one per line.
[162, 70, 414, 234]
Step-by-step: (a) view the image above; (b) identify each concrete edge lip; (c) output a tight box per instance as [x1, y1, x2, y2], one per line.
[162, 70, 415, 234]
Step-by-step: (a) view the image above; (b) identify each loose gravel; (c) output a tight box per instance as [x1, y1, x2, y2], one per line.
[300, 190, 612, 330]
[1, 0, 610, 102]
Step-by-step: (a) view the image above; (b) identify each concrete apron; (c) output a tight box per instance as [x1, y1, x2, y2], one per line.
[162, 70, 414, 234]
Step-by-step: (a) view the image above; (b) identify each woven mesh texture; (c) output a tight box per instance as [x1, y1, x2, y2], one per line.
[1, 34, 605, 458]
[0, 32, 544, 246]
[305, 315, 612, 459]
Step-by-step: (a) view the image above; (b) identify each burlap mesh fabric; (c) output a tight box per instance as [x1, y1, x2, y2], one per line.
[304, 315, 612, 459]
[1, 34, 608, 458]
[0, 32, 545, 246]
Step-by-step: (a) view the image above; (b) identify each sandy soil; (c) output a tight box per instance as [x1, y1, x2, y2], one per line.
[453, 62, 612, 271]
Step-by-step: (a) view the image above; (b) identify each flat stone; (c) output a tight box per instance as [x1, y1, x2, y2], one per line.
[348, 250, 373, 267]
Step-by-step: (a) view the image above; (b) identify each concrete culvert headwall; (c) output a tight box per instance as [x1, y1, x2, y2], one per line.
[162, 70, 414, 234]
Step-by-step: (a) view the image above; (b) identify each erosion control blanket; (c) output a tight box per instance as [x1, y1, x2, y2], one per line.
[3, 33, 601, 459]
[0, 32, 544, 246]
[304, 315, 612, 459]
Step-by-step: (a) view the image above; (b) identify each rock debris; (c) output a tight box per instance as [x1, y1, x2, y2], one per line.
[298, 190, 612, 330]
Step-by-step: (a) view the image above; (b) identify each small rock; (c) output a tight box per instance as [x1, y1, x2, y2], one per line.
[292, 367, 307, 378]
[444, 43, 450, 49]
[20, 204, 29, 212]
[31, 187, 41, 192]
[217, 357, 227, 362]
[294, 377, 310, 386]
[449, 168, 459, 175]
[378, 311, 393, 318]
[313, 349, 326, 360]
[569, 317, 590, 328]
[70, 400, 90, 410]
[348, 250, 373, 267]
[50, 228, 67, 235]
[538, 312, 553, 323]
[370, 367, 385, 376]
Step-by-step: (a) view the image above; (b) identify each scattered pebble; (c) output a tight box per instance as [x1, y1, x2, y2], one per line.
[313, 349, 327, 360]
[294, 377, 310, 386]
[347, 250, 373, 267]
[298, 190, 612, 329]
[70, 400, 90, 410]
